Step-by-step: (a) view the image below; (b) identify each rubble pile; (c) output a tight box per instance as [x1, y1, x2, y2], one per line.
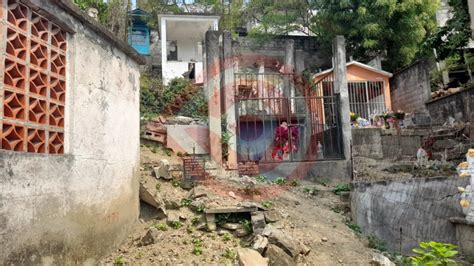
[136, 157, 315, 265]
[428, 119, 472, 162]
[142, 115, 207, 146]
[430, 87, 463, 100]
[103, 145, 378, 265]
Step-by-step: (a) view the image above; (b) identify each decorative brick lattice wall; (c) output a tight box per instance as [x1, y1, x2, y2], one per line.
[1, 0, 67, 153]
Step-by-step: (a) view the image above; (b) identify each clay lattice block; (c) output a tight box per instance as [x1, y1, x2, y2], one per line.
[1, 123, 25, 151]
[2, 0, 67, 154]
[48, 131, 64, 154]
[27, 128, 45, 153]
[7, 1, 27, 31]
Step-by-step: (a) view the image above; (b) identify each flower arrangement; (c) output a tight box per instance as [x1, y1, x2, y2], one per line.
[350, 112, 359, 122]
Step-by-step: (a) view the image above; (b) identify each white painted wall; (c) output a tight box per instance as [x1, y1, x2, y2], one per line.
[0, 1, 141, 264]
[160, 15, 218, 84]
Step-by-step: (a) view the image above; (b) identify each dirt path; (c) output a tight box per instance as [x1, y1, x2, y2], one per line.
[100, 146, 375, 265]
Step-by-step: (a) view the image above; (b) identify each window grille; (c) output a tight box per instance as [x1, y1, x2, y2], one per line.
[1, 0, 67, 153]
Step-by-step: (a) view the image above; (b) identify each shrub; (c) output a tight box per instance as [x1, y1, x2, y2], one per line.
[411, 241, 458, 265]
[367, 235, 387, 252]
[333, 183, 351, 195]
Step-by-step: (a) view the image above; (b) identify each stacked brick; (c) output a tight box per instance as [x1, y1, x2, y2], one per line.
[1, 0, 66, 153]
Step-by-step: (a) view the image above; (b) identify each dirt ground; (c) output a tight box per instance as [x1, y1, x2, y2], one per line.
[100, 146, 377, 265]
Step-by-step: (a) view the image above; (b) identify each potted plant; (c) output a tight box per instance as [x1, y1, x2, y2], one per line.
[350, 112, 360, 127]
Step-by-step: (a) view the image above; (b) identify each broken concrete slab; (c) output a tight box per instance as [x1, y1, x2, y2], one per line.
[167, 210, 180, 225]
[187, 186, 207, 199]
[264, 210, 282, 223]
[205, 213, 216, 231]
[140, 227, 161, 246]
[221, 223, 244, 231]
[252, 235, 269, 254]
[251, 212, 266, 235]
[234, 228, 251, 237]
[190, 199, 206, 212]
[217, 229, 232, 236]
[139, 182, 164, 210]
[264, 244, 295, 266]
[153, 159, 172, 180]
[205, 206, 258, 214]
[262, 225, 310, 258]
[164, 199, 181, 210]
[370, 253, 395, 266]
[171, 116, 194, 124]
[237, 248, 269, 266]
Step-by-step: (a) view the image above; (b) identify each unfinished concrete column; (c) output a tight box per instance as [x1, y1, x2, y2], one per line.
[222, 31, 237, 169]
[333, 36, 352, 160]
[295, 49, 305, 74]
[205, 31, 222, 165]
[284, 39, 295, 74]
[284, 39, 295, 115]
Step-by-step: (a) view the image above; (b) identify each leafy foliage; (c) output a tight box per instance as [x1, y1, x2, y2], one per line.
[333, 183, 351, 195]
[73, 0, 108, 23]
[426, 0, 471, 61]
[367, 235, 387, 252]
[273, 177, 287, 185]
[347, 223, 362, 235]
[411, 241, 459, 265]
[247, 0, 439, 71]
[140, 75, 207, 122]
[192, 238, 203, 255]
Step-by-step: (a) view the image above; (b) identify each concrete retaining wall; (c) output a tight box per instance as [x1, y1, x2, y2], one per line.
[351, 177, 468, 254]
[0, 1, 141, 264]
[352, 128, 423, 160]
[426, 87, 474, 124]
[259, 160, 351, 182]
[390, 60, 433, 114]
[234, 36, 331, 73]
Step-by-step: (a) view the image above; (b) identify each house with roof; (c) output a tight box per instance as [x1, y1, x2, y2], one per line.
[314, 60, 393, 120]
[159, 13, 219, 84]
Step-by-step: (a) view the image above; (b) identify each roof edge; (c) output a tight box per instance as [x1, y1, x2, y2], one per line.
[314, 60, 393, 78]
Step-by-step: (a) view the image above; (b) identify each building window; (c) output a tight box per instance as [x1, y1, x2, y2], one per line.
[1, 0, 67, 154]
[167, 40, 178, 61]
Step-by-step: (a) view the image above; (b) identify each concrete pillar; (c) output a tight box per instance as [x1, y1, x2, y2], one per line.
[205, 31, 222, 165]
[284, 39, 295, 114]
[284, 39, 295, 74]
[295, 49, 305, 74]
[222, 31, 238, 169]
[333, 36, 351, 160]
[160, 17, 167, 85]
[468, 0, 474, 38]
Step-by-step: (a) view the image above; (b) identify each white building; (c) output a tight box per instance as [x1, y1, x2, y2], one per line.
[159, 14, 219, 85]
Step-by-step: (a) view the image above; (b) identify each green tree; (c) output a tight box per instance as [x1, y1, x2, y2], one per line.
[73, 0, 109, 23]
[247, 0, 439, 71]
[425, 0, 471, 61]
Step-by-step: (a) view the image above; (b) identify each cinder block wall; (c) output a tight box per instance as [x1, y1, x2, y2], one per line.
[0, 0, 141, 264]
[390, 60, 434, 114]
[426, 87, 474, 124]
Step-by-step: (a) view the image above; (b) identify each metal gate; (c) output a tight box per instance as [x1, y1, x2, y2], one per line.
[348, 81, 386, 120]
[234, 72, 343, 163]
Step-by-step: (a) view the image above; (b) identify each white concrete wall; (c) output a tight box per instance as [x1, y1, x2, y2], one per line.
[160, 16, 218, 84]
[0, 1, 141, 264]
[163, 61, 189, 83]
